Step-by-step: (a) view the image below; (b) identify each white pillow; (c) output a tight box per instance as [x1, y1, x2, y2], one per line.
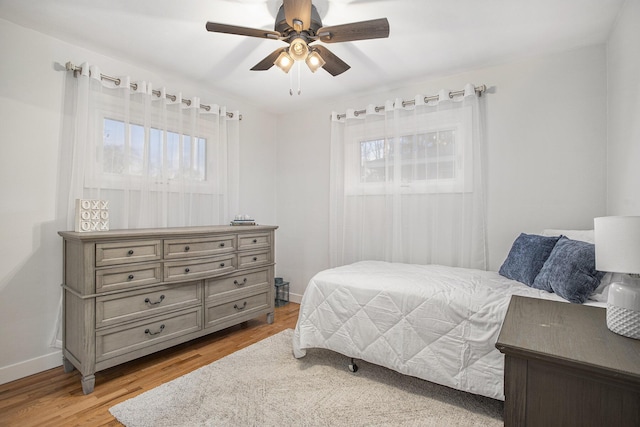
[542, 229, 594, 243]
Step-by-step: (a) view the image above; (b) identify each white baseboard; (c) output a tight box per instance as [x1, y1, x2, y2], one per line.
[289, 292, 303, 304]
[0, 350, 62, 386]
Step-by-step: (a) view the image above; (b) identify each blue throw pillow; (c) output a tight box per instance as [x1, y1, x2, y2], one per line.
[532, 236, 605, 303]
[499, 233, 561, 286]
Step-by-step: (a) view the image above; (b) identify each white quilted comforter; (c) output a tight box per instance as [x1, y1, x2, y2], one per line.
[292, 261, 572, 400]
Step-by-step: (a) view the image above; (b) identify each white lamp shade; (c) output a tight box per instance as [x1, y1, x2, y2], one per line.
[594, 216, 640, 274]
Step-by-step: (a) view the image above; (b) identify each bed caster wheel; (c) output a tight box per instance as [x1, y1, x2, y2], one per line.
[348, 358, 358, 373]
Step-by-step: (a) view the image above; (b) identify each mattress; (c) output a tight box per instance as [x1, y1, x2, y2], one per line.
[292, 260, 605, 400]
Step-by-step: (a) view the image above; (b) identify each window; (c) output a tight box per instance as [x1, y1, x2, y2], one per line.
[347, 107, 473, 194]
[99, 116, 214, 192]
[360, 129, 457, 184]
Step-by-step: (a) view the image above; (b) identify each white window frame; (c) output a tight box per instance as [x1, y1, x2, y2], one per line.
[89, 101, 220, 195]
[344, 106, 473, 195]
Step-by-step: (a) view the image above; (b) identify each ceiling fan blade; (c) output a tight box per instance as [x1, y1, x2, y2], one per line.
[205, 22, 281, 40]
[250, 48, 287, 71]
[314, 46, 351, 76]
[317, 18, 389, 43]
[283, 0, 312, 31]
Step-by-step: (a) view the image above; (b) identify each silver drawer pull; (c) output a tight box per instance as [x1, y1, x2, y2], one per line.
[127, 249, 134, 256]
[128, 274, 135, 280]
[144, 295, 165, 306]
[184, 268, 190, 273]
[234, 278, 247, 286]
[145, 324, 165, 336]
[234, 302, 247, 311]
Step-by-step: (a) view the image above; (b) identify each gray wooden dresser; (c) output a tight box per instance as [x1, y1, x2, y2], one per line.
[496, 295, 640, 426]
[59, 225, 277, 394]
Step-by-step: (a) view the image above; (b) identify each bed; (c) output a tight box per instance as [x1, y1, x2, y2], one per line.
[292, 231, 609, 401]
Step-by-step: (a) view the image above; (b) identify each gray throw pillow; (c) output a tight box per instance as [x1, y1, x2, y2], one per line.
[499, 233, 561, 286]
[532, 236, 605, 303]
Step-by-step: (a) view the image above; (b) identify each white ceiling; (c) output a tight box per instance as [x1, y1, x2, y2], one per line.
[0, 0, 625, 113]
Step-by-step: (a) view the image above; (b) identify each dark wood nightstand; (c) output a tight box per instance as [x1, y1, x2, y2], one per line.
[496, 295, 640, 427]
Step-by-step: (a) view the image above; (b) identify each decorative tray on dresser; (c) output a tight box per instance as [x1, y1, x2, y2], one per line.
[59, 225, 277, 394]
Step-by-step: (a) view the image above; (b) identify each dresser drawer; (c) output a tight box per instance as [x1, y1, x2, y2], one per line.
[238, 250, 271, 269]
[96, 263, 162, 293]
[164, 235, 235, 259]
[205, 269, 270, 301]
[164, 253, 236, 282]
[96, 282, 202, 328]
[238, 233, 271, 250]
[96, 308, 202, 362]
[205, 292, 269, 329]
[95, 240, 162, 267]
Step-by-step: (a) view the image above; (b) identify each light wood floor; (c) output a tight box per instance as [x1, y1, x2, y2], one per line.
[0, 303, 300, 427]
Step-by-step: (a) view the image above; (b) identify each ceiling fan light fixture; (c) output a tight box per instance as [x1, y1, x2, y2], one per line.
[274, 51, 294, 73]
[206, 2, 390, 78]
[289, 37, 309, 62]
[305, 50, 326, 73]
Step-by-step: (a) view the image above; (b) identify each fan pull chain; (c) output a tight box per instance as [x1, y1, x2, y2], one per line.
[289, 69, 293, 96]
[287, 63, 303, 96]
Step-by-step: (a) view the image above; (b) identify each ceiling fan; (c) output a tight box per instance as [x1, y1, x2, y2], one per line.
[205, 0, 390, 76]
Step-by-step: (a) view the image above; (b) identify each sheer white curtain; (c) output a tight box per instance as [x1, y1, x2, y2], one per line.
[59, 63, 239, 230]
[329, 84, 487, 269]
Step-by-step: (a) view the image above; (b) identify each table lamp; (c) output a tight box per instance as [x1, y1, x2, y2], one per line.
[594, 216, 640, 340]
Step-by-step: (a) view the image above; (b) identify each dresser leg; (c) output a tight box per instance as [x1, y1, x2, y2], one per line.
[267, 312, 274, 324]
[81, 374, 95, 395]
[62, 356, 75, 373]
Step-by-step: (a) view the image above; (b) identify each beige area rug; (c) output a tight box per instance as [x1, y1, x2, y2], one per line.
[110, 329, 503, 426]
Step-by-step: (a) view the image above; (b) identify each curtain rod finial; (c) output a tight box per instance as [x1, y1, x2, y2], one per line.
[65, 61, 82, 77]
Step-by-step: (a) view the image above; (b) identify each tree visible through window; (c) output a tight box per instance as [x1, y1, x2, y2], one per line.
[359, 129, 458, 187]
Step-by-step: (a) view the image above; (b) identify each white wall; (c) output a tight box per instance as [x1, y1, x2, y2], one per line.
[275, 45, 608, 301]
[274, 111, 331, 297]
[0, 18, 277, 384]
[606, 0, 640, 215]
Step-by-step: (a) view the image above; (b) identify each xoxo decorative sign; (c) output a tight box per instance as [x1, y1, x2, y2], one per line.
[75, 199, 110, 232]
